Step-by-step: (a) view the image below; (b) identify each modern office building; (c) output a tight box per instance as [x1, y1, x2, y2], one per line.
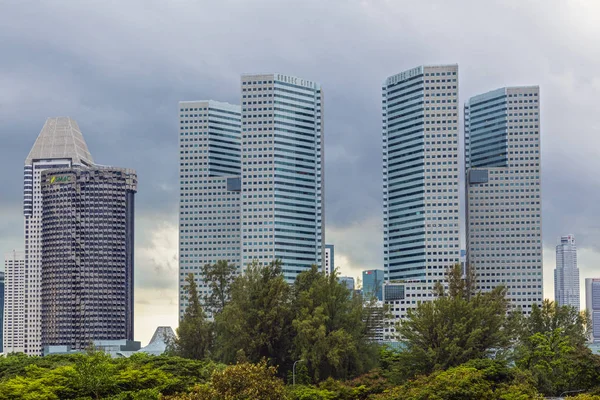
[363, 269, 385, 301]
[178, 100, 242, 318]
[39, 167, 137, 351]
[324, 244, 334, 274]
[338, 276, 355, 291]
[586, 278, 600, 342]
[10, 117, 95, 355]
[555, 234, 579, 311]
[382, 64, 460, 284]
[240, 73, 324, 282]
[465, 86, 543, 314]
[3, 251, 25, 353]
[381, 65, 460, 339]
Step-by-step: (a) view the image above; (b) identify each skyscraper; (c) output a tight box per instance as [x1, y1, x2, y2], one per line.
[586, 278, 600, 342]
[20, 117, 94, 355]
[240, 74, 324, 282]
[465, 86, 543, 314]
[178, 100, 242, 318]
[324, 244, 334, 274]
[40, 167, 137, 351]
[381, 65, 460, 337]
[363, 269, 385, 301]
[382, 65, 460, 285]
[555, 234, 579, 311]
[3, 251, 24, 353]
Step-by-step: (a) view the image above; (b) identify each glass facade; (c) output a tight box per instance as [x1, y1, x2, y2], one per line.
[382, 65, 460, 282]
[363, 269, 385, 301]
[40, 167, 137, 350]
[465, 86, 543, 314]
[178, 100, 241, 318]
[241, 74, 324, 282]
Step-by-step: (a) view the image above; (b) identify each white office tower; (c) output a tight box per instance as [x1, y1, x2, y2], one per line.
[240, 74, 324, 282]
[586, 278, 600, 342]
[178, 100, 241, 318]
[554, 234, 579, 311]
[465, 86, 543, 315]
[17, 117, 95, 355]
[381, 65, 461, 337]
[3, 251, 25, 353]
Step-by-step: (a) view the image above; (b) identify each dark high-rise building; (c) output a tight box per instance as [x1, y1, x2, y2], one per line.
[40, 167, 137, 351]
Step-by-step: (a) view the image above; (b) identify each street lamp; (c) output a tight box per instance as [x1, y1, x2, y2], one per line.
[292, 359, 305, 386]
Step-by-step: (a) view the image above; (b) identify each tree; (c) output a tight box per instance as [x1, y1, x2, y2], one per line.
[214, 260, 293, 367]
[394, 263, 511, 378]
[513, 301, 600, 396]
[291, 266, 379, 382]
[170, 273, 213, 359]
[201, 260, 237, 316]
[166, 361, 287, 400]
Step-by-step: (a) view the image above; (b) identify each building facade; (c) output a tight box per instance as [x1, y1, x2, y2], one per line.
[363, 269, 385, 301]
[324, 244, 334, 274]
[3, 251, 25, 353]
[338, 276, 355, 291]
[382, 65, 461, 340]
[555, 234, 579, 311]
[178, 100, 242, 318]
[240, 73, 324, 282]
[40, 167, 137, 351]
[586, 278, 600, 342]
[382, 64, 460, 283]
[465, 86, 543, 314]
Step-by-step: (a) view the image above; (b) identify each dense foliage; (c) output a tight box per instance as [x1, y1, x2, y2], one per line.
[4, 261, 600, 399]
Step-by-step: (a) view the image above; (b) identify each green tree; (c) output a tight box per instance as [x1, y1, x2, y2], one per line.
[291, 266, 379, 382]
[170, 273, 213, 359]
[71, 350, 118, 399]
[394, 264, 511, 379]
[214, 260, 293, 367]
[514, 301, 600, 396]
[201, 260, 237, 316]
[166, 361, 287, 400]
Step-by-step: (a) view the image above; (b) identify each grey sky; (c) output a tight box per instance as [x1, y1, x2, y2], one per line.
[1, 0, 599, 344]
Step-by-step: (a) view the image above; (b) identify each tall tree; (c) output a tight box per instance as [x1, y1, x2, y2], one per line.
[201, 260, 237, 316]
[394, 263, 511, 379]
[214, 260, 293, 367]
[292, 266, 379, 382]
[170, 273, 213, 359]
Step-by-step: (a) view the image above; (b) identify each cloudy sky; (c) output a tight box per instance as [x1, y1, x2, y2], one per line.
[1, 0, 599, 344]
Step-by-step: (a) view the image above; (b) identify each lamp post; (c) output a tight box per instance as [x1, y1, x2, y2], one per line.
[292, 359, 305, 386]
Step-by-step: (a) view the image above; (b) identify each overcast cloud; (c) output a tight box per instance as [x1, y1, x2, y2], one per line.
[1, 0, 599, 344]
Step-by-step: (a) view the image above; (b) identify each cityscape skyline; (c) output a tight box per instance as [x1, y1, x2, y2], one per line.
[1, 1, 599, 345]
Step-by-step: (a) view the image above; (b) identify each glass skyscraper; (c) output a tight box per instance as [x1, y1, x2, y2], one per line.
[382, 65, 461, 284]
[465, 86, 543, 314]
[555, 234, 579, 311]
[178, 100, 241, 318]
[240, 74, 324, 281]
[362, 269, 385, 301]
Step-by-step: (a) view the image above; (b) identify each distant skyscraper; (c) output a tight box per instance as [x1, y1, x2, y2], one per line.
[324, 244, 334, 274]
[465, 86, 543, 314]
[4, 251, 25, 353]
[178, 100, 242, 318]
[586, 278, 600, 342]
[382, 64, 460, 285]
[240, 74, 324, 281]
[363, 269, 385, 301]
[16, 117, 94, 355]
[40, 167, 137, 352]
[338, 276, 355, 291]
[555, 235, 579, 311]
